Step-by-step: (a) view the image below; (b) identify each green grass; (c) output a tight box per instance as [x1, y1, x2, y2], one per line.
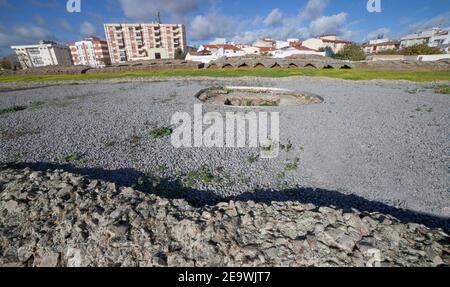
[148, 127, 173, 139]
[182, 166, 222, 188]
[284, 158, 300, 172]
[63, 152, 82, 163]
[435, 85, 450, 94]
[1, 68, 449, 83]
[0, 105, 27, 115]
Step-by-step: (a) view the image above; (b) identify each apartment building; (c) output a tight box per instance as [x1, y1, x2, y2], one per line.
[400, 27, 449, 48]
[104, 23, 186, 63]
[302, 35, 352, 54]
[362, 39, 400, 54]
[11, 40, 72, 69]
[69, 37, 111, 68]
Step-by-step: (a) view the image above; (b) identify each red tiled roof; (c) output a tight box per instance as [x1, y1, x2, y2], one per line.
[322, 39, 352, 44]
[293, 45, 316, 51]
[256, 46, 278, 52]
[202, 44, 242, 51]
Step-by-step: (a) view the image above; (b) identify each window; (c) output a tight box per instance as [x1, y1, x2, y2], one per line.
[155, 53, 161, 59]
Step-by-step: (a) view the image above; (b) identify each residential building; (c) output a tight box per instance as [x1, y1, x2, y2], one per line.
[198, 44, 245, 58]
[362, 39, 400, 54]
[11, 40, 72, 69]
[252, 38, 276, 48]
[400, 27, 449, 48]
[69, 37, 111, 67]
[104, 23, 186, 63]
[272, 45, 325, 58]
[302, 34, 352, 54]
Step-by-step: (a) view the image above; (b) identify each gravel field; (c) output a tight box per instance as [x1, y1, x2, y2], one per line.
[0, 77, 449, 229]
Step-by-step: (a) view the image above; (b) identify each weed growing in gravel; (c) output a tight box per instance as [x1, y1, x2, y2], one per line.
[0, 105, 27, 115]
[182, 166, 221, 188]
[134, 173, 162, 189]
[284, 158, 300, 172]
[280, 141, 293, 153]
[0, 128, 40, 140]
[63, 152, 82, 163]
[415, 107, 422, 112]
[29, 101, 46, 109]
[434, 85, 450, 94]
[247, 155, 258, 164]
[149, 127, 173, 139]
[427, 108, 433, 113]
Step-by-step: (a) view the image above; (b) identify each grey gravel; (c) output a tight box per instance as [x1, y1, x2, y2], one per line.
[0, 77, 449, 229]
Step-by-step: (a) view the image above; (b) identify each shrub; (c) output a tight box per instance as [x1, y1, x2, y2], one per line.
[334, 44, 366, 61]
[174, 48, 186, 60]
[401, 44, 441, 55]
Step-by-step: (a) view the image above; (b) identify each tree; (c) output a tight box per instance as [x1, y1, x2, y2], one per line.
[376, 49, 399, 55]
[334, 44, 366, 61]
[401, 44, 441, 55]
[0, 58, 12, 70]
[174, 48, 186, 60]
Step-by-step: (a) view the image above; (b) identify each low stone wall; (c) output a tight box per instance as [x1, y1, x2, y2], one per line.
[85, 60, 204, 74]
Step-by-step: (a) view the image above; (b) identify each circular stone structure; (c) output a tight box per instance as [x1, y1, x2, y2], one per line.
[196, 86, 324, 107]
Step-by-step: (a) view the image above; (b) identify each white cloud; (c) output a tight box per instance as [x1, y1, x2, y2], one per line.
[264, 8, 283, 26]
[364, 27, 390, 41]
[190, 12, 236, 40]
[58, 19, 74, 33]
[407, 11, 450, 32]
[32, 14, 46, 26]
[118, 0, 203, 22]
[0, 24, 53, 55]
[300, 0, 328, 21]
[309, 12, 348, 36]
[80, 21, 97, 37]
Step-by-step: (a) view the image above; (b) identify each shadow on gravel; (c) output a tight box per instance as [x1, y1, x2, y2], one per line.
[5, 162, 450, 232]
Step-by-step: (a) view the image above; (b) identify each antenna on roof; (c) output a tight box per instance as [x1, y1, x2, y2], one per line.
[155, 11, 161, 24]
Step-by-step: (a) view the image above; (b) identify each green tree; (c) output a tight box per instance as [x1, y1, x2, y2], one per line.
[376, 49, 399, 55]
[401, 44, 441, 55]
[174, 48, 186, 60]
[0, 58, 12, 69]
[334, 44, 366, 61]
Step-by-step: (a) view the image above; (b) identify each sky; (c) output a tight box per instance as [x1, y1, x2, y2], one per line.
[0, 0, 450, 56]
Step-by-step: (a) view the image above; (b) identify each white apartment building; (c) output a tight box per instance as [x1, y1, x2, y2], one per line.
[11, 41, 72, 69]
[362, 38, 400, 54]
[400, 27, 450, 48]
[104, 23, 186, 63]
[69, 37, 111, 68]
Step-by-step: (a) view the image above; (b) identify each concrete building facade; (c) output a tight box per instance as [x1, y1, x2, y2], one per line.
[104, 23, 186, 63]
[11, 41, 72, 69]
[400, 28, 449, 48]
[362, 39, 400, 54]
[69, 37, 111, 67]
[302, 35, 352, 54]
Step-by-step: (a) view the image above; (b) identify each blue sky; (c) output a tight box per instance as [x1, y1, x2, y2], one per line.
[0, 0, 449, 55]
